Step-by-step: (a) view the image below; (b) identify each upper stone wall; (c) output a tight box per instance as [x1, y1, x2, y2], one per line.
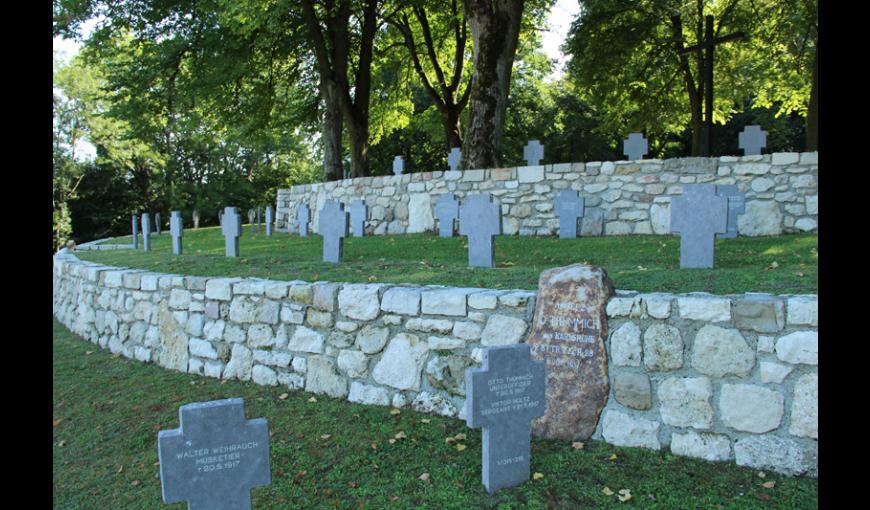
[276, 152, 818, 237]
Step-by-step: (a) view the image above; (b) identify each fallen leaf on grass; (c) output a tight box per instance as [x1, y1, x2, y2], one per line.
[766, 261, 779, 270]
[618, 489, 632, 502]
[602, 487, 614, 496]
[278, 393, 289, 400]
[53, 419, 62, 427]
[420, 418, 430, 424]
[131, 480, 140, 487]
[757, 471, 766, 478]
[453, 433, 466, 441]
[388, 439, 396, 445]
[609, 454, 618, 460]
[762, 481, 776, 489]
[390, 408, 401, 416]
[390, 496, 399, 502]
[370, 443, 378, 450]
[320, 434, 331, 440]
[455, 444, 467, 452]
[308, 397, 317, 403]
[532, 472, 544, 480]
[57, 441, 66, 447]
[348, 481, 357, 488]
[445, 437, 456, 445]
[85, 351, 93, 355]
[571, 442, 585, 450]
[418, 473, 430, 482]
[394, 431, 407, 440]
[117, 466, 123, 473]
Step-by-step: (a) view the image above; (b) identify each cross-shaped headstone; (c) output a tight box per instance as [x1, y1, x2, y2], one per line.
[465, 344, 546, 494]
[714, 185, 746, 239]
[248, 209, 256, 234]
[131, 214, 139, 249]
[193, 209, 200, 229]
[554, 190, 585, 239]
[350, 200, 367, 237]
[297, 204, 310, 237]
[623, 132, 649, 161]
[738, 125, 767, 156]
[434, 193, 459, 237]
[265, 206, 273, 236]
[157, 398, 271, 510]
[459, 193, 502, 268]
[256, 207, 262, 230]
[222, 207, 242, 257]
[393, 156, 404, 176]
[319, 199, 349, 263]
[141, 213, 151, 252]
[523, 140, 544, 166]
[447, 147, 461, 171]
[170, 211, 183, 255]
[155, 212, 162, 235]
[670, 184, 728, 268]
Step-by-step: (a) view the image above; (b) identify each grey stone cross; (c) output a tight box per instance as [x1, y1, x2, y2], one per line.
[158, 398, 271, 510]
[222, 207, 242, 257]
[523, 140, 544, 166]
[297, 204, 310, 237]
[350, 199, 367, 237]
[170, 211, 183, 255]
[670, 184, 728, 268]
[193, 209, 200, 229]
[738, 125, 767, 155]
[265, 206, 273, 236]
[714, 185, 746, 239]
[554, 190, 585, 239]
[257, 207, 262, 230]
[623, 132, 649, 161]
[248, 209, 256, 234]
[434, 193, 459, 237]
[319, 199, 349, 263]
[131, 214, 139, 249]
[448, 147, 462, 171]
[155, 212, 162, 235]
[393, 156, 404, 176]
[459, 193, 502, 268]
[466, 344, 546, 494]
[141, 213, 151, 252]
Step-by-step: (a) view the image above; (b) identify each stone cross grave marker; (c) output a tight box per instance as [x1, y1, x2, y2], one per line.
[738, 125, 767, 155]
[715, 184, 746, 239]
[350, 199, 367, 237]
[193, 209, 200, 229]
[155, 212, 162, 235]
[158, 398, 271, 510]
[257, 207, 262, 230]
[466, 344, 546, 494]
[141, 213, 151, 252]
[623, 132, 648, 160]
[670, 184, 728, 268]
[297, 204, 310, 237]
[222, 207, 242, 257]
[459, 193, 502, 268]
[248, 209, 256, 234]
[554, 190, 585, 239]
[265, 206, 273, 236]
[434, 193, 459, 237]
[527, 264, 613, 440]
[131, 214, 139, 249]
[448, 147, 461, 171]
[393, 156, 404, 176]
[170, 211, 183, 255]
[523, 140, 544, 166]
[319, 199, 349, 263]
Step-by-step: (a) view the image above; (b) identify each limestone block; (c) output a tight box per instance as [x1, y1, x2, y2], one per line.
[677, 295, 731, 322]
[371, 333, 428, 390]
[452, 321, 482, 340]
[642, 324, 683, 371]
[380, 287, 421, 315]
[305, 356, 348, 398]
[480, 314, 528, 346]
[337, 350, 369, 378]
[789, 372, 818, 439]
[720, 384, 784, 433]
[610, 322, 642, 366]
[737, 200, 783, 236]
[734, 435, 816, 476]
[421, 289, 468, 316]
[776, 331, 818, 365]
[223, 344, 253, 381]
[670, 431, 731, 462]
[408, 193, 434, 233]
[658, 377, 713, 428]
[759, 361, 793, 384]
[348, 382, 390, 406]
[252, 365, 278, 386]
[287, 326, 324, 354]
[787, 296, 818, 326]
[356, 325, 390, 354]
[601, 410, 660, 450]
[247, 324, 275, 348]
[612, 372, 651, 410]
[691, 325, 755, 377]
[406, 318, 454, 334]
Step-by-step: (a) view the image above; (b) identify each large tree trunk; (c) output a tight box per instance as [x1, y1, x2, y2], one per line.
[461, 0, 523, 169]
[442, 107, 463, 150]
[347, 113, 370, 178]
[806, 37, 818, 151]
[322, 79, 344, 181]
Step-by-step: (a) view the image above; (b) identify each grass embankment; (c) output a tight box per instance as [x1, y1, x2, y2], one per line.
[76, 227, 818, 295]
[53, 320, 817, 509]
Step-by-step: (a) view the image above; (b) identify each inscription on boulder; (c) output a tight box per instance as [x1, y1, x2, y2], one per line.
[527, 264, 614, 440]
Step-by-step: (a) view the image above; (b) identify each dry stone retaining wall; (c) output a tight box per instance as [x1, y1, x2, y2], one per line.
[276, 152, 818, 237]
[53, 249, 818, 476]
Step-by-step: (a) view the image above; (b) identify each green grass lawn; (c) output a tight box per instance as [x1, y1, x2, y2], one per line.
[75, 226, 818, 295]
[53, 319, 817, 509]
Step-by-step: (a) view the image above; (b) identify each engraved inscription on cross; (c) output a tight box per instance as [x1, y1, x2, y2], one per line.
[623, 133, 648, 161]
[523, 140, 544, 166]
[554, 190, 585, 239]
[170, 211, 183, 255]
[466, 345, 546, 494]
[158, 398, 271, 510]
[738, 125, 767, 155]
[297, 204, 310, 237]
[222, 207, 242, 257]
[393, 156, 404, 176]
[447, 147, 461, 171]
[131, 214, 139, 249]
[141, 213, 151, 252]
[319, 199, 349, 263]
[714, 185, 746, 239]
[459, 194, 502, 268]
[434, 193, 459, 237]
[265, 206, 274, 236]
[670, 184, 727, 268]
[350, 200, 367, 237]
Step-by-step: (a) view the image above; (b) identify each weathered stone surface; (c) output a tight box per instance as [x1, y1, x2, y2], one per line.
[733, 296, 784, 332]
[480, 314, 528, 346]
[204, 278, 240, 301]
[348, 382, 390, 406]
[189, 338, 219, 359]
[775, 331, 818, 365]
[527, 264, 613, 440]
[247, 324, 275, 348]
[158, 301, 189, 371]
[760, 361, 794, 384]
[720, 384, 784, 433]
[691, 325, 755, 377]
[223, 344, 253, 381]
[305, 356, 348, 398]
[452, 321, 482, 340]
[468, 292, 499, 309]
[306, 309, 334, 329]
[338, 284, 382, 320]
[610, 322, 642, 366]
[371, 333, 429, 390]
[737, 200, 783, 236]
[734, 435, 816, 476]
[427, 336, 465, 350]
[355, 325, 390, 354]
[287, 326, 324, 353]
[658, 377, 713, 428]
[789, 372, 818, 439]
[421, 289, 468, 316]
[677, 295, 731, 322]
[277, 372, 304, 389]
[787, 296, 818, 326]
[310, 283, 337, 310]
[425, 355, 472, 396]
[337, 350, 368, 378]
[412, 392, 457, 417]
[601, 410, 660, 449]
[251, 365, 278, 386]
[643, 324, 683, 371]
[406, 318, 454, 334]
[612, 372, 651, 410]
[229, 298, 257, 323]
[380, 287, 421, 315]
[671, 431, 731, 462]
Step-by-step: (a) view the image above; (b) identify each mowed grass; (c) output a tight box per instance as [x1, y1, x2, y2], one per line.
[76, 226, 818, 295]
[53, 319, 818, 509]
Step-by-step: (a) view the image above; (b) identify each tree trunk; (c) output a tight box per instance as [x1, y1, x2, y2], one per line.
[805, 37, 818, 151]
[442, 107, 463, 150]
[347, 112, 370, 178]
[461, 0, 524, 169]
[322, 79, 344, 181]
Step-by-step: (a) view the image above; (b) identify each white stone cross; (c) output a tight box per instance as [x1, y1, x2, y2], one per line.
[141, 213, 151, 252]
[623, 132, 648, 160]
[222, 207, 242, 257]
[393, 156, 404, 176]
[131, 214, 139, 249]
[170, 211, 183, 255]
[265, 206, 273, 236]
[448, 147, 462, 171]
[738, 125, 767, 155]
[523, 140, 544, 166]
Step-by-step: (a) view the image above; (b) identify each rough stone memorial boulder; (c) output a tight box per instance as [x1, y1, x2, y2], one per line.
[158, 398, 270, 510]
[527, 264, 614, 440]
